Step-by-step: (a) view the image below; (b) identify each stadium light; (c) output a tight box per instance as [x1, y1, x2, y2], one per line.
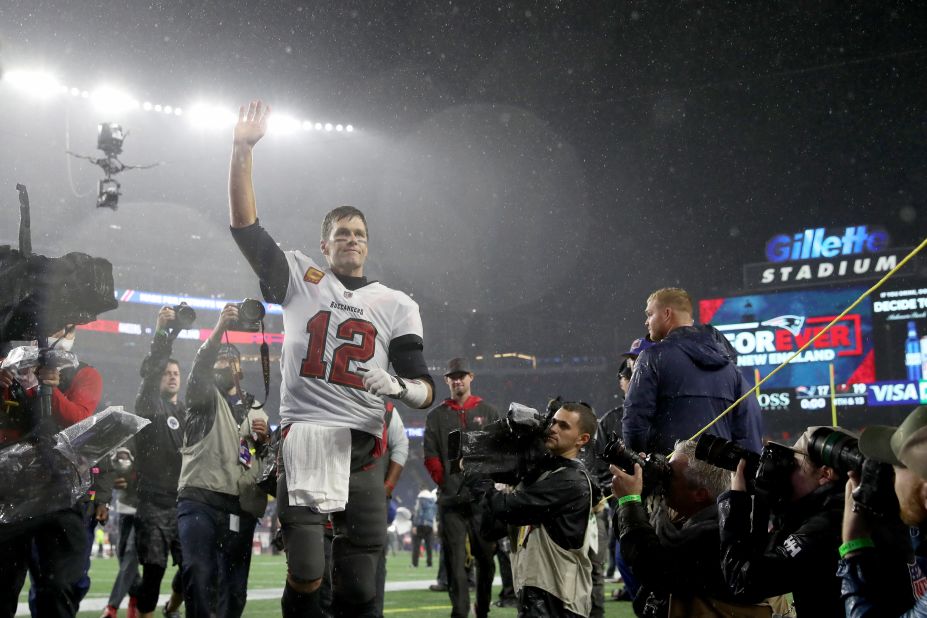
[3, 70, 62, 99]
[91, 86, 139, 113]
[187, 103, 237, 130]
[268, 113, 301, 135]
[4, 64, 359, 133]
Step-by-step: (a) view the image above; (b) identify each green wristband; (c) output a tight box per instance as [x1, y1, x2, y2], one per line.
[618, 494, 642, 506]
[839, 537, 875, 558]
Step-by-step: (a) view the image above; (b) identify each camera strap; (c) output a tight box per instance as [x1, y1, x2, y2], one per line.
[260, 321, 270, 402]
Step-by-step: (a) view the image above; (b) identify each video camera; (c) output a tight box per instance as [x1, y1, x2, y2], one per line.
[447, 398, 559, 485]
[599, 434, 671, 497]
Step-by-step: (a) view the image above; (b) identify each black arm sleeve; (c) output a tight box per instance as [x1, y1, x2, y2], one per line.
[230, 220, 289, 304]
[389, 334, 435, 390]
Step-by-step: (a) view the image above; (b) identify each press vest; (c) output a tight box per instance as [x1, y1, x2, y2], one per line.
[177, 389, 269, 518]
[511, 467, 596, 617]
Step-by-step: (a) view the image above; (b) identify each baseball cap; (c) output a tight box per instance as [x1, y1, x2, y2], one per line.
[859, 406, 927, 479]
[444, 357, 472, 377]
[620, 336, 656, 359]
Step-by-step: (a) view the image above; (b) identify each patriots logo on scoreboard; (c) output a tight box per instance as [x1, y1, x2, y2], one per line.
[760, 315, 806, 336]
[304, 267, 325, 284]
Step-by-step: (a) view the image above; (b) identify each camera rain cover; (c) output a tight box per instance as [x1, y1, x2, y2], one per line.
[0, 249, 118, 342]
[0, 406, 150, 525]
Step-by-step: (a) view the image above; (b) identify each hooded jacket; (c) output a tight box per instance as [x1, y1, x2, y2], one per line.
[622, 324, 763, 456]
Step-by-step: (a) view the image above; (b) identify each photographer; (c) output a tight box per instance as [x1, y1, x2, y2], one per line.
[611, 440, 775, 617]
[475, 402, 597, 617]
[132, 307, 187, 618]
[718, 428, 844, 616]
[840, 405, 927, 616]
[0, 326, 103, 618]
[176, 304, 269, 618]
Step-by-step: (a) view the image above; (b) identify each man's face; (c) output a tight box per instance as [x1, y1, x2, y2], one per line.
[645, 300, 671, 342]
[894, 465, 927, 526]
[444, 372, 473, 399]
[545, 409, 589, 458]
[160, 362, 181, 397]
[321, 216, 368, 275]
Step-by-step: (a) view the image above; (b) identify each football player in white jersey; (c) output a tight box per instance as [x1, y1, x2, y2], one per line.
[228, 100, 434, 617]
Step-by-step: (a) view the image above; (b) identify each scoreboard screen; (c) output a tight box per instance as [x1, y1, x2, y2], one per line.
[700, 282, 927, 419]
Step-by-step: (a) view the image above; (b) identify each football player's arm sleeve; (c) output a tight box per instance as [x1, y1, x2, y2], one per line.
[388, 334, 435, 407]
[230, 220, 289, 304]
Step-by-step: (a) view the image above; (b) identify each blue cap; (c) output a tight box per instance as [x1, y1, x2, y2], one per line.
[621, 336, 655, 358]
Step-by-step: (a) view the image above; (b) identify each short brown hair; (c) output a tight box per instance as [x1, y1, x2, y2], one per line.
[560, 402, 597, 441]
[321, 206, 368, 241]
[648, 287, 693, 315]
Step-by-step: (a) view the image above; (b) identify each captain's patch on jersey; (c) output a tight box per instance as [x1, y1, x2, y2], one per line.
[304, 267, 325, 284]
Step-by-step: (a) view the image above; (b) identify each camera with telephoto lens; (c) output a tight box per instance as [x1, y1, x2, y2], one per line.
[447, 398, 560, 486]
[229, 298, 265, 333]
[599, 433, 671, 497]
[694, 434, 796, 506]
[806, 427, 899, 518]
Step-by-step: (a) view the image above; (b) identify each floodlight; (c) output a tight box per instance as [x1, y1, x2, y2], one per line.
[4, 70, 62, 99]
[91, 86, 137, 113]
[187, 103, 237, 130]
[268, 113, 300, 135]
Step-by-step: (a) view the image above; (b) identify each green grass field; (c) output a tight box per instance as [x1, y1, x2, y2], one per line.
[21, 550, 636, 617]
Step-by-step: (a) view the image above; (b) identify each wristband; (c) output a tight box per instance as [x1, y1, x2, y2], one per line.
[395, 377, 430, 408]
[618, 494, 642, 506]
[385, 480, 395, 492]
[839, 538, 875, 558]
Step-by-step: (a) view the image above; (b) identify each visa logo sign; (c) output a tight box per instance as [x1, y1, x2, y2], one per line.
[867, 381, 927, 407]
[766, 226, 889, 263]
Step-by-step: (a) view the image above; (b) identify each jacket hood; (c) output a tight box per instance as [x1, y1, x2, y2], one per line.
[662, 324, 735, 369]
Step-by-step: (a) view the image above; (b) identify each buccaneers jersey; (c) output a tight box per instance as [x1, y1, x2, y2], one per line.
[278, 250, 423, 436]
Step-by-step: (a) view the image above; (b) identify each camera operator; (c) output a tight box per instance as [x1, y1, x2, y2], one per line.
[176, 304, 270, 618]
[840, 405, 927, 616]
[132, 307, 187, 618]
[474, 402, 597, 617]
[719, 428, 844, 616]
[0, 326, 103, 618]
[611, 440, 777, 617]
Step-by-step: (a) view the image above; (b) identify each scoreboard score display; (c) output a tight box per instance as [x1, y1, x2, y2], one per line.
[699, 283, 927, 424]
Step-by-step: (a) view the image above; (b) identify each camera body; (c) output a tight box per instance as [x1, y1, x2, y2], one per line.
[229, 299, 265, 333]
[448, 401, 554, 486]
[694, 434, 796, 506]
[169, 302, 196, 330]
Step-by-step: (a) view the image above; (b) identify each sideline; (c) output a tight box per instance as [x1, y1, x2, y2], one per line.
[15, 578, 502, 616]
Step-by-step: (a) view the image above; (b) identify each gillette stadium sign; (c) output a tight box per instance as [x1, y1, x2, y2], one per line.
[743, 225, 912, 289]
